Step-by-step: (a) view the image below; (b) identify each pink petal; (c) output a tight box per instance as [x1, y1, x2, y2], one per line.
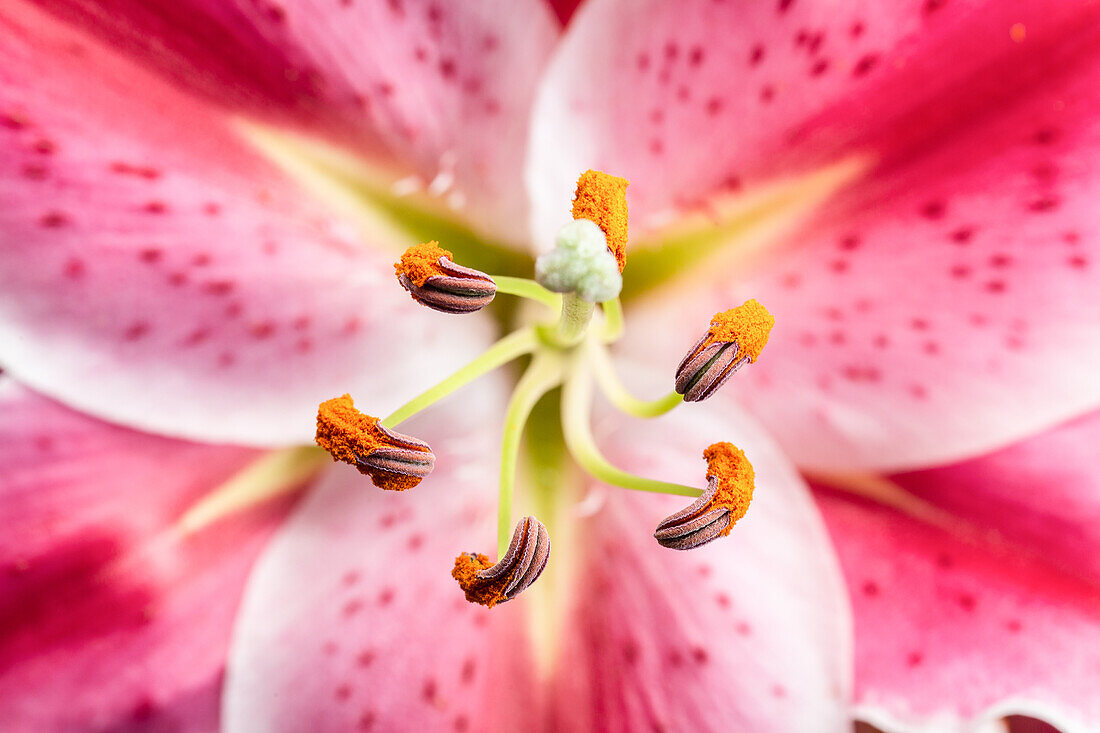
[0, 380, 290, 731]
[817, 489, 1100, 733]
[549, 405, 853, 731]
[529, 0, 1095, 236]
[224, 387, 853, 730]
[890, 408, 1100, 584]
[223, 390, 518, 732]
[535, 0, 1100, 468]
[0, 3, 495, 445]
[34, 0, 558, 243]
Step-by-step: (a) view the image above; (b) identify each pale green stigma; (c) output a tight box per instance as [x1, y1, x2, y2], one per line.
[534, 219, 623, 304]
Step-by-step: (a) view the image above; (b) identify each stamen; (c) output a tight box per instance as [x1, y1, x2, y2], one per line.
[572, 169, 629, 272]
[490, 276, 561, 309]
[452, 516, 551, 608]
[654, 442, 755, 550]
[315, 394, 434, 490]
[674, 299, 774, 402]
[395, 241, 497, 313]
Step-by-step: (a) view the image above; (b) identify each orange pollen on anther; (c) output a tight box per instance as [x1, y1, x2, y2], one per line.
[705, 299, 775, 362]
[395, 241, 452, 287]
[315, 394, 427, 491]
[703, 441, 755, 534]
[452, 553, 512, 608]
[572, 169, 629, 272]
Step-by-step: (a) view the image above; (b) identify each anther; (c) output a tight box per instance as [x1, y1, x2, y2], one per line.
[315, 394, 434, 490]
[654, 442, 754, 550]
[572, 169, 629, 272]
[452, 516, 551, 608]
[674, 299, 774, 402]
[395, 241, 496, 313]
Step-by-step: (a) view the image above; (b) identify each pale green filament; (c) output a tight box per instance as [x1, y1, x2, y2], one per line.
[492, 276, 561, 310]
[561, 345, 701, 498]
[382, 327, 537, 428]
[497, 352, 564, 556]
[600, 297, 624, 343]
[589, 342, 684, 418]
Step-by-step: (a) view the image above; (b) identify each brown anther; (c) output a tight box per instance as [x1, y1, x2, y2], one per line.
[395, 241, 496, 313]
[572, 169, 629, 272]
[674, 299, 774, 402]
[452, 516, 551, 608]
[315, 394, 434, 490]
[654, 442, 755, 550]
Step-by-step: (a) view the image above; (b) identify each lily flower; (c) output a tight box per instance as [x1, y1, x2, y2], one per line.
[2, 0, 1099, 731]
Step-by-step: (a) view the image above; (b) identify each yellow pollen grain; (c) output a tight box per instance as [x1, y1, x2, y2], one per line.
[315, 394, 423, 491]
[452, 553, 512, 608]
[1010, 23, 1026, 43]
[395, 241, 452, 287]
[702, 441, 755, 535]
[572, 169, 629, 272]
[706, 299, 775, 362]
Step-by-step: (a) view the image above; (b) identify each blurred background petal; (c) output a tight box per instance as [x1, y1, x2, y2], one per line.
[0, 379, 296, 731]
[25, 0, 559, 245]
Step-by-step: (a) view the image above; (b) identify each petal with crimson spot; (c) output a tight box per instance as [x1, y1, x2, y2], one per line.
[528, 0, 1097, 240]
[551, 403, 851, 732]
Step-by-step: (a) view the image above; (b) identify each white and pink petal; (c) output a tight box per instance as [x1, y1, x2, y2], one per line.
[541, 0, 1100, 469]
[529, 0, 1097, 239]
[0, 2, 494, 446]
[548, 403, 853, 732]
